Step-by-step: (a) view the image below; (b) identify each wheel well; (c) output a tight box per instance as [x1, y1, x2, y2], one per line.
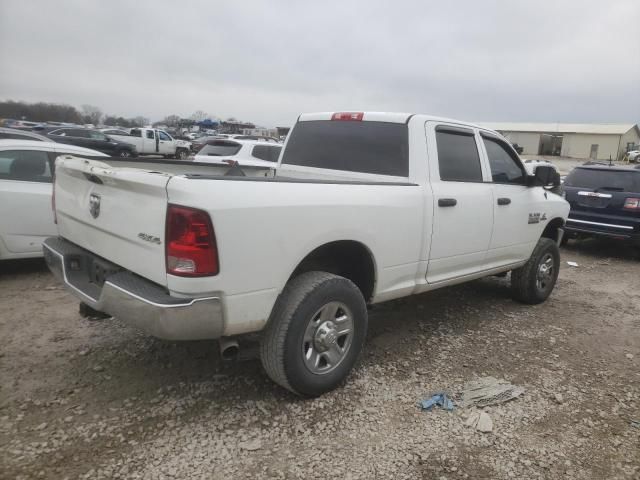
[289, 241, 376, 302]
[541, 217, 565, 242]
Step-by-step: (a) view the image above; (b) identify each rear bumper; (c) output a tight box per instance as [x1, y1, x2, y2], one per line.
[565, 217, 640, 245]
[43, 237, 224, 340]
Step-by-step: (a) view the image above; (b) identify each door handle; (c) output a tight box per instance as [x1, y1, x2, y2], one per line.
[497, 197, 511, 205]
[438, 198, 457, 207]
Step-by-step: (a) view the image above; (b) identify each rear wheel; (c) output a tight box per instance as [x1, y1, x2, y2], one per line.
[511, 237, 560, 304]
[260, 271, 367, 397]
[118, 149, 131, 158]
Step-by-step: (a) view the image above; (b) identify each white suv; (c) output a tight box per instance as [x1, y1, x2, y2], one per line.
[194, 139, 282, 168]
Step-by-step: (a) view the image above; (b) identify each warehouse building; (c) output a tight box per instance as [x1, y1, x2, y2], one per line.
[480, 122, 640, 161]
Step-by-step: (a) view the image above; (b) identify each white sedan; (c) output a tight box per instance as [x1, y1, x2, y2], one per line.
[194, 139, 282, 168]
[0, 140, 107, 260]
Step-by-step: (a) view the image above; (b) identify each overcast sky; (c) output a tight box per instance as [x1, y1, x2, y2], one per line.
[1, 0, 638, 127]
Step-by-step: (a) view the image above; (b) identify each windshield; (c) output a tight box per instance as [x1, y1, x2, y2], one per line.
[564, 168, 640, 192]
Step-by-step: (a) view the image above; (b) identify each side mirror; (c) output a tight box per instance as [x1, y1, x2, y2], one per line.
[528, 165, 560, 188]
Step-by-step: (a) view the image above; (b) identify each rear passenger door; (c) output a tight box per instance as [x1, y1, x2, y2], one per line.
[480, 133, 539, 266]
[0, 150, 56, 256]
[425, 123, 494, 283]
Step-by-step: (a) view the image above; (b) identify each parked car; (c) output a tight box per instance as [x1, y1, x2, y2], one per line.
[194, 139, 282, 167]
[0, 140, 107, 260]
[108, 128, 191, 159]
[100, 128, 130, 136]
[0, 127, 54, 142]
[44, 111, 567, 397]
[190, 135, 225, 153]
[229, 135, 281, 143]
[562, 164, 640, 247]
[46, 128, 137, 157]
[626, 150, 640, 162]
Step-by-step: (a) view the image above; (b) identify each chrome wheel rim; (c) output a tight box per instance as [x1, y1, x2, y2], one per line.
[536, 253, 555, 292]
[302, 301, 353, 375]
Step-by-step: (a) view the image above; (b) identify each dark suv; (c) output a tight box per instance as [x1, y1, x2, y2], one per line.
[563, 164, 640, 246]
[46, 128, 137, 157]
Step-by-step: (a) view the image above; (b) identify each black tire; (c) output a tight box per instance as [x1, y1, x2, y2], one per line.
[511, 237, 560, 304]
[117, 149, 131, 158]
[560, 234, 569, 247]
[260, 271, 367, 397]
[175, 148, 188, 160]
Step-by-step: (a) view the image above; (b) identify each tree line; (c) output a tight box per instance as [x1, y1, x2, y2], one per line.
[0, 100, 148, 127]
[1, 100, 251, 130]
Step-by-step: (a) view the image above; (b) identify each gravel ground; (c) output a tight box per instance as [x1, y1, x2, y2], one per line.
[1, 239, 639, 479]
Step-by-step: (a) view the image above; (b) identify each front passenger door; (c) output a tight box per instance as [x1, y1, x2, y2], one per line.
[481, 133, 540, 266]
[158, 131, 173, 155]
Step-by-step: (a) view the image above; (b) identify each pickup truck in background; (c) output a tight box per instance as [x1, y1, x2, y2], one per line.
[44, 111, 568, 397]
[109, 128, 192, 159]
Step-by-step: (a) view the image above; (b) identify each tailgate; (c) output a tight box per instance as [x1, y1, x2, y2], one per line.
[54, 156, 170, 286]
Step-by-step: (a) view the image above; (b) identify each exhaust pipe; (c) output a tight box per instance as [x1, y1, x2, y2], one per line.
[219, 337, 239, 361]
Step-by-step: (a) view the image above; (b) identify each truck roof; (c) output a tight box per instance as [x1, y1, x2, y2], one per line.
[298, 112, 492, 132]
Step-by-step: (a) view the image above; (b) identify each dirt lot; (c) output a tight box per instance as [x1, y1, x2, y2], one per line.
[1, 240, 639, 479]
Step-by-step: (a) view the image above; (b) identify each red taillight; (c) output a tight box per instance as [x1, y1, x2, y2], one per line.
[623, 197, 640, 210]
[166, 205, 218, 276]
[331, 112, 364, 121]
[51, 171, 57, 224]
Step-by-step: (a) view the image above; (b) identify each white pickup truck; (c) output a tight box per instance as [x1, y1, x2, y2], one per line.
[108, 128, 192, 159]
[44, 111, 568, 397]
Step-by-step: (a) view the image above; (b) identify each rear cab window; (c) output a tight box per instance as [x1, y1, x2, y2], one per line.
[281, 120, 409, 177]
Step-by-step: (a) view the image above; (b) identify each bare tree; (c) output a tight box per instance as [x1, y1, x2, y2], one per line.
[190, 110, 208, 122]
[81, 104, 103, 125]
[133, 116, 149, 127]
[163, 114, 181, 127]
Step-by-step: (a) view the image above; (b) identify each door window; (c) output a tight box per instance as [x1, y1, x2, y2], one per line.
[0, 150, 52, 182]
[48, 129, 68, 136]
[89, 131, 109, 141]
[146, 130, 155, 139]
[252, 145, 282, 162]
[435, 128, 483, 182]
[482, 136, 526, 184]
[158, 131, 171, 141]
[70, 129, 90, 138]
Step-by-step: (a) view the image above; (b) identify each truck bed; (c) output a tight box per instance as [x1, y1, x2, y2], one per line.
[85, 156, 275, 178]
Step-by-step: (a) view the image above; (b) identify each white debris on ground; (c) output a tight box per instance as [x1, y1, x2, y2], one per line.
[461, 376, 525, 408]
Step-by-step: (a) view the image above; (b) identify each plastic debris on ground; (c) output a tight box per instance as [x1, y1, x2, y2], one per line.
[461, 377, 525, 408]
[566, 261, 579, 267]
[419, 392, 455, 411]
